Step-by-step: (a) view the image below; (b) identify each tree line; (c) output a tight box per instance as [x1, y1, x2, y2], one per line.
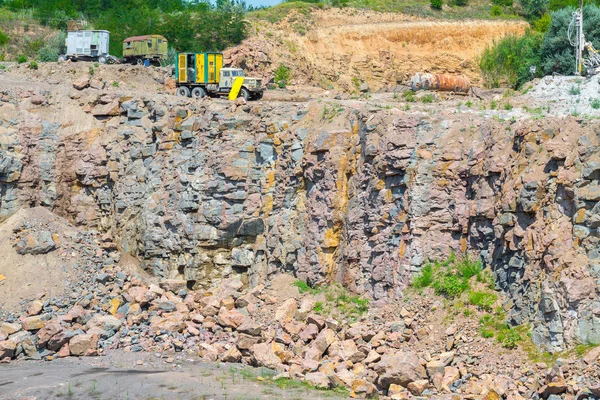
[0, 0, 249, 57]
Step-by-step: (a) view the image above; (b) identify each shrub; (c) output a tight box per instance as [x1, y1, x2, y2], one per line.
[89, 66, 95, 76]
[533, 13, 552, 32]
[433, 274, 468, 297]
[0, 30, 8, 46]
[468, 291, 497, 311]
[455, 0, 468, 6]
[592, 98, 600, 109]
[413, 263, 434, 288]
[479, 30, 543, 89]
[17, 55, 27, 64]
[430, 0, 443, 9]
[520, 0, 549, 18]
[490, 5, 502, 16]
[274, 64, 291, 88]
[37, 32, 66, 62]
[541, 5, 600, 75]
[28, 61, 38, 70]
[492, 0, 513, 6]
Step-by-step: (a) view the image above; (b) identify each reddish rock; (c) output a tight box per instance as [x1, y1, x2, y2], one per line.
[69, 334, 98, 356]
[216, 307, 245, 329]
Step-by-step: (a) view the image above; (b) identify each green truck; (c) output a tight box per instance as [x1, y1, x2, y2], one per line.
[122, 35, 168, 65]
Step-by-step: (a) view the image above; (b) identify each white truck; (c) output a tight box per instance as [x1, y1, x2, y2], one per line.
[58, 30, 112, 64]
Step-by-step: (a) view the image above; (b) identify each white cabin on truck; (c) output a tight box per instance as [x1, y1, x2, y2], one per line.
[60, 30, 110, 63]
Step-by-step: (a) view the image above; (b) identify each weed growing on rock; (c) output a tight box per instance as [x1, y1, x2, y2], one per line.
[89, 66, 94, 76]
[28, 61, 38, 70]
[412, 253, 482, 298]
[569, 85, 581, 95]
[591, 98, 600, 109]
[421, 94, 435, 103]
[468, 291, 497, 311]
[403, 91, 416, 102]
[17, 54, 26, 63]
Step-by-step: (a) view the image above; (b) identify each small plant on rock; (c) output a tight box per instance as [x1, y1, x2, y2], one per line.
[17, 54, 27, 64]
[591, 98, 600, 109]
[274, 64, 291, 88]
[28, 61, 38, 70]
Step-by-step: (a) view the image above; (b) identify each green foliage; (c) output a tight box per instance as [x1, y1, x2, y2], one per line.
[28, 60, 37, 69]
[533, 13, 552, 32]
[0, 29, 8, 46]
[479, 30, 543, 89]
[420, 93, 435, 103]
[490, 99, 497, 109]
[331, 0, 349, 7]
[520, 0, 549, 18]
[455, 0, 468, 6]
[504, 103, 513, 110]
[403, 90, 416, 102]
[468, 291, 497, 311]
[112, 81, 119, 88]
[411, 252, 482, 299]
[430, 0, 443, 9]
[591, 98, 600, 109]
[250, 1, 317, 24]
[308, 284, 369, 321]
[5, 0, 248, 58]
[569, 84, 581, 95]
[274, 64, 291, 88]
[479, 311, 528, 349]
[88, 66, 94, 76]
[17, 54, 26, 63]
[465, 100, 473, 107]
[541, 5, 600, 75]
[433, 274, 469, 297]
[413, 263, 434, 288]
[492, 0, 513, 6]
[37, 31, 66, 62]
[490, 5, 502, 15]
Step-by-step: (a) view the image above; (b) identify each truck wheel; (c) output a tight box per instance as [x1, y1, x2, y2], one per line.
[254, 91, 264, 101]
[239, 88, 250, 101]
[191, 87, 206, 99]
[176, 86, 191, 97]
[58, 55, 65, 63]
[98, 56, 106, 64]
[137, 59, 144, 66]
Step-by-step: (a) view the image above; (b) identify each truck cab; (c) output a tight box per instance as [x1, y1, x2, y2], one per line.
[175, 53, 264, 101]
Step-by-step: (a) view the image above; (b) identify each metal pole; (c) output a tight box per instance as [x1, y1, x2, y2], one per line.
[578, 0, 584, 75]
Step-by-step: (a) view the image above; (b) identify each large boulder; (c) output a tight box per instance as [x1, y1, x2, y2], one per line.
[373, 352, 426, 389]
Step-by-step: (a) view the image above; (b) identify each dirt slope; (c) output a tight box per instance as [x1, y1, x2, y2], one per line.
[226, 8, 528, 91]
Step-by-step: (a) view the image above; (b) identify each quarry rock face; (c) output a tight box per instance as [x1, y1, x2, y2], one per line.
[1, 87, 599, 352]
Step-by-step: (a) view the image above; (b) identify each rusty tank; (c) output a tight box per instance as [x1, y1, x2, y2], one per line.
[409, 73, 470, 93]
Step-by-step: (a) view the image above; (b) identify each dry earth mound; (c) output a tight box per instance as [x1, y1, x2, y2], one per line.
[226, 8, 528, 91]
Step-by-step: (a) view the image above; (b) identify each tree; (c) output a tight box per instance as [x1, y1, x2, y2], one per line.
[520, 0, 550, 18]
[541, 4, 600, 75]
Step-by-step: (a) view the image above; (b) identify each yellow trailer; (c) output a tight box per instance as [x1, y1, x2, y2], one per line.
[175, 52, 264, 101]
[122, 34, 168, 65]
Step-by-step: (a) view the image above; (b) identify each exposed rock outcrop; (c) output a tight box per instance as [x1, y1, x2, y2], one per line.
[1, 79, 599, 353]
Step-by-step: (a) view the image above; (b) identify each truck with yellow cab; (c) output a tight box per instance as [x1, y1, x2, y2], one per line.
[123, 34, 168, 65]
[175, 52, 263, 101]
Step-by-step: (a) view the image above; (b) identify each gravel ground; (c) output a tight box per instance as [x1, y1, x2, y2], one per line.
[0, 350, 350, 400]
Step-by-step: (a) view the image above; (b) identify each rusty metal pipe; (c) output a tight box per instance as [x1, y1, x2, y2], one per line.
[410, 73, 470, 93]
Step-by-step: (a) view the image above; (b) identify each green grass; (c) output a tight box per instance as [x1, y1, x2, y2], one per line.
[420, 93, 435, 103]
[403, 91, 416, 102]
[412, 253, 483, 298]
[248, 1, 317, 24]
[468, 291, 497, 311]
[591, 98, 600, 109]
[569, 85, 581, 95]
